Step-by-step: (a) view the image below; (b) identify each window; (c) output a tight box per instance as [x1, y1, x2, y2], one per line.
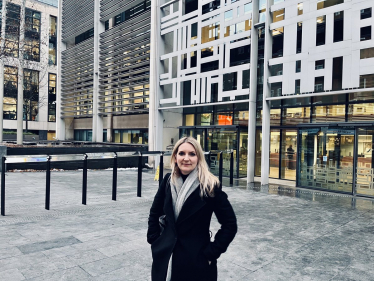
[23, 69, 39, 121]
[201, 61, 219, 73]
[49, 16, 57, 65]
[361, 8, 372, 20]
[105, 20, 109, 30]
[48, 73, 56, 122]
[315, 76, 324, 92]
[75, 28, 94, 44]
[272, 27, 284, 58]
[114, 0, 151, 25]
[202, 0, 220, 15]
[230, 45, 250, 67]
[225, 10, 233, 21]
[360, 47, 374, 59]
[201, 23, 220, 43]
[317, 0, 343, 10]
[296, 22, 302, 53]
[315, 60, 325, 70]
[242, 70, 250, 89]
[270, 82, 282, 97]
[298, 3, 303, 15]
[316, 16, 326, 46]
[5, 3, 20, 58]
[333, 11, 343, 42]
[270, 64, 283, 76]
[295, 80, 300, 94]
[273, 9, 285, 23]
[244, 3, 252, 14]
[360, 74, 374, 88]
[296, 60, 301, 73]
[201, 47, 214, 58]
[332, 57, 343, 90]
[3, 66, 18, 120]
[185, 0, 198, 14]
[361, 26, 372, 41]
[223, 72, 237, 91]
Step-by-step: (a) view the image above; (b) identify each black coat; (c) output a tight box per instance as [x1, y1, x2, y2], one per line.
[147, 173, 237, 281]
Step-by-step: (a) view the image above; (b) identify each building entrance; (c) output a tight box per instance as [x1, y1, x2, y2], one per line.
[356, 127, 374, 196]
[298, 127, 355, 193]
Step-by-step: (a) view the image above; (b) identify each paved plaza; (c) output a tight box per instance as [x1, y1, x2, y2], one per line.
[1, 169, 374, 280]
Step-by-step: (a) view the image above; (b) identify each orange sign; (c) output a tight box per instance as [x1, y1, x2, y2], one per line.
[218, 115, 233, 125]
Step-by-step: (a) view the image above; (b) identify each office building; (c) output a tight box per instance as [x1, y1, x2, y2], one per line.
[0, 0, 58, 141]
[150, 0, 374, 196]
[58, 0, 151, 144]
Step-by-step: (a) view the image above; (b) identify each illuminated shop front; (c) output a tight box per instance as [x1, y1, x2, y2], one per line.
[180, 104, 249, 178]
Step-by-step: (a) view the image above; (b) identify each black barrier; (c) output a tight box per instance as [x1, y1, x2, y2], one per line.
[0, 150, 236, 216]
[82, 154, 88, 205]
[112, 153, 117, 201]
[46, 156, 51, 210]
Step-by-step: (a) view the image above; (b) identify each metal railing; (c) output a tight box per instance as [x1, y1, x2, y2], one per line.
[1, 150, 235, 216]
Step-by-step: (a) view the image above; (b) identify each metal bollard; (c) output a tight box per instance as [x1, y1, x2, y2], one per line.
[82, 154, 88, 205]
[137, 152, 142, 197]
[1, 157, 6, 216]
[112, 153, 117, 201]
[45, 156, 51, 210]
[159, 153, 164, 187]
[219, 151, 223, 187]
[230, 151, 234, 185]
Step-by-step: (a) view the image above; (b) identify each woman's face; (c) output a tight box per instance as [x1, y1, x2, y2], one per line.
[175, 142, 198, 175]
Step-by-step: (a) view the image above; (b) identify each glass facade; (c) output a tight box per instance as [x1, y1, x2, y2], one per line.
[24, 9, 41, 61]
[49, 16, 57, 65]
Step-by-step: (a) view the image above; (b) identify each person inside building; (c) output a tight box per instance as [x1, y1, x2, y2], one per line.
[287, 144, 295, 169]
[147, 136, 237, 281]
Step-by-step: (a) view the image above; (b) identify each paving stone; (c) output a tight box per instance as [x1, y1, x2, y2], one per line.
[17, 236, 82, 254]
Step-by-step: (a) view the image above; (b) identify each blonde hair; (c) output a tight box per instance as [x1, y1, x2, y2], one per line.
[170, 136, 220, 197]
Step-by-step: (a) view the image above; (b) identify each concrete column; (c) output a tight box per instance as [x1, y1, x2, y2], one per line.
[56, 0, 66, 140]
[0, 1, 6, 143]
[92, 0, 103, 142]
[149, 0, 163, 165]
[17, 1, 26, 145]
[247, 2, 259, 183]
[260, 0, 272, 185]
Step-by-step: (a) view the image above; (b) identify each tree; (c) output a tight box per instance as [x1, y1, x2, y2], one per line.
[0, 0, 51, 143]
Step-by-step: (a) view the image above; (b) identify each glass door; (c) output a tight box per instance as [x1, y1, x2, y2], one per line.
[280, 130, 297, 180]
[356, 128, 374, 196]
[207, 128, 237, 177]
[298, 127, 354, 193]
[269, 130, 280, 178]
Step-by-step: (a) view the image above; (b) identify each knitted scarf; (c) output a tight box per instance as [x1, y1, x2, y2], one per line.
[166, 168, 200, 281]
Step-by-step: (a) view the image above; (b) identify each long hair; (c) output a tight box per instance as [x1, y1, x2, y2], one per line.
[170, 136, 220, 197]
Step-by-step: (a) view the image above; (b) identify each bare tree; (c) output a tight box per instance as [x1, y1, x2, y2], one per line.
[0, 0, 52, 143]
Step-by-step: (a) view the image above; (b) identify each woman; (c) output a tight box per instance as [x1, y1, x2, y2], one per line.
[147, 137, 237, 281]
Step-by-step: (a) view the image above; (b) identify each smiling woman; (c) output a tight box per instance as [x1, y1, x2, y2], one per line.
[147, 136, 237, 281]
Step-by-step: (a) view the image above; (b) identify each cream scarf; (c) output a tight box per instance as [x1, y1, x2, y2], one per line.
[166, 168, 200, 281]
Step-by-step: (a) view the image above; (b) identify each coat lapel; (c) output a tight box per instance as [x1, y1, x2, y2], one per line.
[164, 182, 176, 230]
[176, 187, 206, 225]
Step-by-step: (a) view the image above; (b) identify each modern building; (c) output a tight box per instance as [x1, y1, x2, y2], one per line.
[57, 0, 151, 144]
[0, 0, 58, 142]
[150, 0, 374, 197]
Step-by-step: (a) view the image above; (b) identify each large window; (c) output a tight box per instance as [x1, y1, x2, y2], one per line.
[49, 16, 57, 65]
[3, 66, 18, 120]
[317, 0, 344, 10]
[296, 22, 302, 53]
[5, 3, 20, 58]
[23, 69, 39, 121]
[360, 74, 374, 88]
[360, 47, 374, 59]
[24, 9, 41, 61]
[272, 28, 284, 58]
[48, 73, 56, 122]
[333, 11, 343, 42]
[360, 26, 372, 41]
[315, 76, 324, 92]
[230, 45, 250, 67]
[202, 23, 220, 43]
[316, 16, 326, 46]
[113, 0, 151, 27]
[360, 8, 372, 19]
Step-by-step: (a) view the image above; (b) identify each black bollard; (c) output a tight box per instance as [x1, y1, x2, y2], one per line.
[45, 156, 51, 210]
[1, 157, 5, 216]
[230, 151, 234, 185]
[82, 154, 88, 205]
[219, 151, 223, 186]
[159, 154, 164, 187]
[137, 152, 142, 197]
[112, 153, 117, 201]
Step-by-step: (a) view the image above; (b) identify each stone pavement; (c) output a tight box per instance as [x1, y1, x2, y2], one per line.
[1, 169, 374, 280]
